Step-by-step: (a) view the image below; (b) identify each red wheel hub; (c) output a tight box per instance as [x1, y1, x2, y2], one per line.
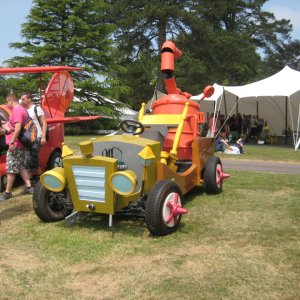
[165, 193, 188, 224]
[216, 165, 230, 184]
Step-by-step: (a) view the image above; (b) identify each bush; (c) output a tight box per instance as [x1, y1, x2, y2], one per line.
[64, 118, 119, 135]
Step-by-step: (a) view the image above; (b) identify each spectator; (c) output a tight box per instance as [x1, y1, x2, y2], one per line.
[20, 92, 47, 183]
[207, 113, 217, 137]
[256, 115, 264, 139]
[236, 133, 246, 154]
[0, 94, 33, 201]
[234, 113, 243, 134]
[215, 132, 230, 152]
[261, 121, 270, 142]
[242, 114, 251, 140]
[227, 114, 236, 132]
[250, 115, 258, 140]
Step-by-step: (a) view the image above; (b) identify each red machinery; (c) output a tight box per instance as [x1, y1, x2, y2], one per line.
[149, 41, 214, 160]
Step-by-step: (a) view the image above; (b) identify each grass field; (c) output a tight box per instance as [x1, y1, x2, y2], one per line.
[64, 135, 300, 163]
[0, 137, 299, 299]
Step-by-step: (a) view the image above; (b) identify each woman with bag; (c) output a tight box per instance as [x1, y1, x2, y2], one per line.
[0, 94, 33, 201]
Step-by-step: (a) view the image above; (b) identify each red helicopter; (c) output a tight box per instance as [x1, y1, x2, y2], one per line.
[0, 66, 100, 189]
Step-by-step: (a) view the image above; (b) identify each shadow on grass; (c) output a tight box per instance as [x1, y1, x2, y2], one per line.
[184, 186, 206, 204]
[0, 199, 32, 221]
[54, 187, 207, 238]
[57, 212, 148, 237]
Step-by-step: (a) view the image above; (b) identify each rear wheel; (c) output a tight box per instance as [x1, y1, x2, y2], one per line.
[32, 181, 73, 222]
[204, 156, 223, 194]
[145, 180, 187, 236]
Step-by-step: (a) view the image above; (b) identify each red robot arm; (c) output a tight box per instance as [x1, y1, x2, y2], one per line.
[160, 41, 191, 98]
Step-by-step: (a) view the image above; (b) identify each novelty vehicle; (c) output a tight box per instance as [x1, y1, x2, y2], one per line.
[33, 41, 229, 236]
[0, 66, 99, 189]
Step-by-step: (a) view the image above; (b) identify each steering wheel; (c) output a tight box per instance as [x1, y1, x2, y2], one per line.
[119, 120, 145, 135]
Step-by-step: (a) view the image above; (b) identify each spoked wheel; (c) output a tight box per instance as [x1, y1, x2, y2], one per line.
[32, 181, 73, 222]
[204, 156, 224, 194]
[145, 180, 188, 236]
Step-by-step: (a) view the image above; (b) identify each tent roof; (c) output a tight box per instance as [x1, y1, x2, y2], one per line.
[191, 66, 300, 102]
[226, 66, 300, 99]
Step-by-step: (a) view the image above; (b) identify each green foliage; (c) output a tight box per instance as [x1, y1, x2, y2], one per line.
[5, 0, 126, 115]
[264, 40, 300, 75]
[0, 74, 49, 101]
[9, 0, 114, 71]
[175, 0, 293, 91]
[109, 52, 158, 110]
[64, 118, 119, 135]
[107, 0, 193, 100]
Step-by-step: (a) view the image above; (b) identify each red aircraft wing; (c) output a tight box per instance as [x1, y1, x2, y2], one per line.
[0, 65, 103, 125]
[46, 116, 101, 124]
[0, 66, 81, 74]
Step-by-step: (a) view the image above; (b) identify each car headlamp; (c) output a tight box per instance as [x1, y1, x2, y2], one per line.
[40, 167, 66, 192]
[109, 170, 137, 196]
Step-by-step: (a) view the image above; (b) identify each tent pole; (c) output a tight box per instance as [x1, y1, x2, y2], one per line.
[236, 96, 238, 114]
[285, 96, 288, 145]
[223, 88, 227, 119]
[296, 101, 300, 150]
[296, 138, 300, 150]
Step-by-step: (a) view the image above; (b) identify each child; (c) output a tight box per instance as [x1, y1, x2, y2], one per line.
[236, 134, 245, 154]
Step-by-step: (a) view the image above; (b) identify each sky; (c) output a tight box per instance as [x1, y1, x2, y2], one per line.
[0, 0, 300, 66]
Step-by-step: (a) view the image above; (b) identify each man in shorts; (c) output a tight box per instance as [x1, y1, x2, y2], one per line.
[0, 94, 33, 201]
[20, 92, 47, 183]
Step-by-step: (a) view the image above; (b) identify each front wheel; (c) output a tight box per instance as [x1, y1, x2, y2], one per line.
[32, 181, 73, 222]
[145, 180, 187, 236]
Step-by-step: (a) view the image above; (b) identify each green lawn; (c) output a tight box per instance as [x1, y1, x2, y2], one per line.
[0, 136, 299, 299]
[64, 135, 300, 163]
[218, 144, 300, 163]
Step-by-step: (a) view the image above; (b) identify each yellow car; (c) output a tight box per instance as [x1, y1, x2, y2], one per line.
[32, 40, 229, 236]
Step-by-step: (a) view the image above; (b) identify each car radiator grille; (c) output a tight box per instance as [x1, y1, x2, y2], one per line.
[72, 166, 106, 202]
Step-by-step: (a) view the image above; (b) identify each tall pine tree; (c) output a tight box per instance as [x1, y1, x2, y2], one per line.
[7, 0, 119, 117]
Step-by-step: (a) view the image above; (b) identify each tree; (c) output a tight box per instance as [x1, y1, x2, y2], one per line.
[264, 40, 300, 74]
[175, 0, 294, 93]
[106, 0, 193, 108]
[6, 0, 120, 117]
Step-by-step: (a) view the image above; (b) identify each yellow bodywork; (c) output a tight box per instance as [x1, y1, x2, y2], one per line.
[56, 136, 161, 215]
[41, 101, 214, 216]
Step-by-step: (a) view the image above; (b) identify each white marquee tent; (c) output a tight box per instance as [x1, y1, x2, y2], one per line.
[191, 66, 300, 150]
